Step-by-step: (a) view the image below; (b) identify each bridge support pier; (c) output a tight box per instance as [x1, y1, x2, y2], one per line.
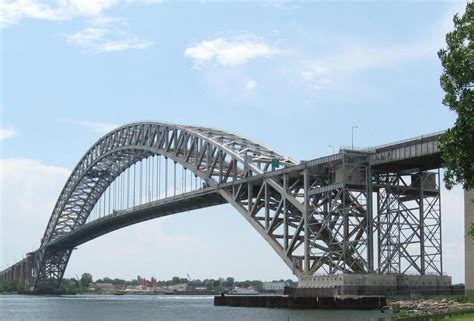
[0, 255, 34, 290]
[375, 170, 442, 275]
[305, 160, 370, 274]
[19, 262, 25, 289]
[14, 265, 20, 283]
[25, 255, 32, 289]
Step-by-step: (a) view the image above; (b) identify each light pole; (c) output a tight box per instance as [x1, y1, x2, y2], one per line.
[352, 125, 358, 150]
[328, 145, 335, 154]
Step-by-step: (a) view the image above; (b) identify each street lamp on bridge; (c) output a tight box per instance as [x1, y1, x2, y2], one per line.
[352, 125, 358, 150]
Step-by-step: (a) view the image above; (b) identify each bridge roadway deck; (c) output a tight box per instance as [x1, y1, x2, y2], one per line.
[47, 187, 226, 250]
[49, 130, 444, 251]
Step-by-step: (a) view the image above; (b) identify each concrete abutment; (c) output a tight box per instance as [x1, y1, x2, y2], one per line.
[296, 274, 453, 297]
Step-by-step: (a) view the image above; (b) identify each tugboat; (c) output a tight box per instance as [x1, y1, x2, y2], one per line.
[227, 287, 259, 295]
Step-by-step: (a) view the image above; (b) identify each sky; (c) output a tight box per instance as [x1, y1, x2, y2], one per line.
[0, 0, 469, 284]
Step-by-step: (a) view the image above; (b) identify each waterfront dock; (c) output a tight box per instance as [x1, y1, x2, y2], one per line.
[214, 295, 387, 309]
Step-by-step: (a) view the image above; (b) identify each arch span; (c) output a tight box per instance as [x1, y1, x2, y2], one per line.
[33, 122, 300, 291]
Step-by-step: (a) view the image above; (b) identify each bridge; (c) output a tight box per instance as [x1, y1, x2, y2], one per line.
[0, 122, 451, 294]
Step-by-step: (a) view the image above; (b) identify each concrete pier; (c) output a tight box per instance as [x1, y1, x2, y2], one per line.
[0, 255, 33, 291]
[466, 189, 474, 296]
[25, 255, 32, 289]
[18, 261, 26, 289]
[14, 265, 20, 282]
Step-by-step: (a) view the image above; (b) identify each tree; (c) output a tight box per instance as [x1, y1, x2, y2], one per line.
[112, 278, 126, 286]
[224, 277, 234, 288]
[80, 273, 93, 288]
[438, 3, 473, 239]
[469, 222, 474, 239]
[64, 278, 79, 294]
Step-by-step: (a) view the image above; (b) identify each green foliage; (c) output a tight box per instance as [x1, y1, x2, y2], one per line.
[0, 281, 18, 293]
[468, 222, 474, 239]
[443, 313, 474, 320]
[397, 310, 409, 318]
[80, 273, 93, 288]
[224, 277, 235, 288]
[21, 274, 294, 295]
[434, 295, 474, 303]
[437, 2, 474, 191]
[64, 278, 79, 295]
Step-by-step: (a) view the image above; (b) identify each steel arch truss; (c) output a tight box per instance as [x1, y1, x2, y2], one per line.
[33, 122, 297, 290]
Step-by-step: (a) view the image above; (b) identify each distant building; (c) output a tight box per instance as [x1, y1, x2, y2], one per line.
[90, 283, 115, 293]
[262, 281, 286, 292]
[166, 283, 193, 292]
[137, 276, 157, 287]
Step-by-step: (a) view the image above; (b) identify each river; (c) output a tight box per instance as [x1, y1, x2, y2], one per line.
[0, 295, 392, 321]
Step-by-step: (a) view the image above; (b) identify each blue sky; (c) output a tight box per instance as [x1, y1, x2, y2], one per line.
[0, 0, 468, 283]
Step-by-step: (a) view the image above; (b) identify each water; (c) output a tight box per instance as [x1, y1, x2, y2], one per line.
[0, 295, 392, 321]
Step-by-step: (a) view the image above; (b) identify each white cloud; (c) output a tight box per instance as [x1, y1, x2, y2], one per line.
[67, 27, 153, 53]
[299, 3, 467, 90]
[185, 35, 283, 67]
[130, 0, 163, 4]
[69, 120, 119, 133]
[0, 0, 117, 27]
[263, 1, 301, 10]
[245, 79, 258, 91]
[68, 27, 107, 45]
[64, 0, 116, 16]
[0, 159, 70, 267]
[300, 40, 438, 90]
[300, 62, 332, 90]
[88, 15, 123, 26]
[0, 127, 16, 141]
[1, 1, 153, 53]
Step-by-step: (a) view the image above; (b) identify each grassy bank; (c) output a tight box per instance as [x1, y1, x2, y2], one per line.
[394, 311, 474, 320]
[445, 313, 474, 320]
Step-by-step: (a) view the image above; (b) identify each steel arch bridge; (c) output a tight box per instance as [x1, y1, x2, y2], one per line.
[1, 122, 446, 293]
[35, 121, 303, 290]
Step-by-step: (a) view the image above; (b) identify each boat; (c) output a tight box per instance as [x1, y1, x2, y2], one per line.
[112, 291, 125, 295]
[227, 287, 259, 295]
